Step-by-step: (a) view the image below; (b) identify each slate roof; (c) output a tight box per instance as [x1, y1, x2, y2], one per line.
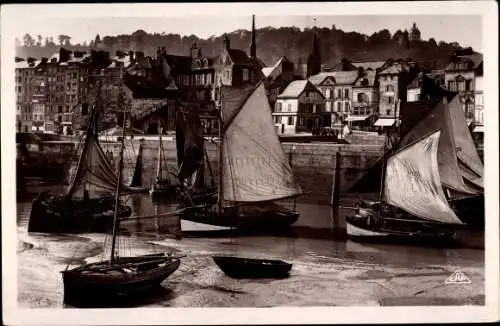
[353, 70, 377, 87]
[379, 61, 411, 74]
[351, 61, 387, 71]
[124, 74, 179, 99]
[309, 71, 359, 86]
[163, 54, 192, 74]
[445, 53, 482, 71]
[227, 49, 253, 66]
[277, 80, 309, 98]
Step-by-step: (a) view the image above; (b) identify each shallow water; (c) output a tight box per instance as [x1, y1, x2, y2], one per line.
[16, 186, 485, 308]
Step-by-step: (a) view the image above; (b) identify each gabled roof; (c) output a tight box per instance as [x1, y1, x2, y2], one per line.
[15, 60, 31, 69]
[445, 53, 482, 71]
[277, 80, 324, 99]
[379, 61, 411, 74]
[124, 74, 178, 99]
[262, 56, 290, 78]
[227, 49, 253, 66]
[163, 54, 192, 74]
[309, 71, 359, 86]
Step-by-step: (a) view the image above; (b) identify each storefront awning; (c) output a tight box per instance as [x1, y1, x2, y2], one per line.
[473, 125, 484, 133]
[374, 118, 396, 127]
[346, 115, 371, 122]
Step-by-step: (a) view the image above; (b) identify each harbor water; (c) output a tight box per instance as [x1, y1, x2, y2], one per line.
[17, 185, 485, 308]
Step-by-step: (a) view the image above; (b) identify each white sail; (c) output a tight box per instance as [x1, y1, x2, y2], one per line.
[384, 130, 463, 225]
[222, 83, 302, 202]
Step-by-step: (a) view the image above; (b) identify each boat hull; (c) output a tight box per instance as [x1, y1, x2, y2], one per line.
[450, 194, 485, 231]
[346, 213, 459, 247]
[181, 203, 300, 232]
[28, 193, 132, 234]
[213, 256, 292, 279]
[62, 254, 180, 306]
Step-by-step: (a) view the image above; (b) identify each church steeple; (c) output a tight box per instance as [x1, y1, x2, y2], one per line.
[250, 14, 256, 58]
[306, 18, 321, 78]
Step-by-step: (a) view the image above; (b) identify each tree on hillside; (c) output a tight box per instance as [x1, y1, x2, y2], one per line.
[15, 37, 21, 47]
[23, 34, 35, 47]
[36, 35, 42, 46]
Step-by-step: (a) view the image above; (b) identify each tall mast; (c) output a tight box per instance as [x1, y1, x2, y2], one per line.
[110, 86, 127, 265]
[377, 131, 388, 216]
[217, 79, 224, 213]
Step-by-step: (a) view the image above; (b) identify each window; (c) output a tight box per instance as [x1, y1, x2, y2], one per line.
[465, 80, 472, 91]
[299, 117, 304, 126]
[448, 81, 457, 92]
[344, 89, 349, 99]
[288, 116, 294, 125]
[458, 80, 465, 92]
[274, 116, 278, 124]
[325, 88, 331, 98]
[242, 69, 249, 81]
[388, 96, 394, 104]
[337, 89, 342, 98]
[357, 93, 366, 103]
[386, 109, 392, 115]
[276, 102, 282, 112]
[337, 102, 341, 112]
[287, 103, 291, 112]
[276, 116, 282, 124]
[344, 102, 350, 113]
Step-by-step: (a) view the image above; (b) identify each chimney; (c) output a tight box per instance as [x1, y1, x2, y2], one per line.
[223, 34, 230, 50]
[59, 48, 71, 62]
[15, 57, 25, 63]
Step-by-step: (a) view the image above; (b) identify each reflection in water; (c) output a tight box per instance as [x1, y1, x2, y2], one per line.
[16, 185, 484, 308]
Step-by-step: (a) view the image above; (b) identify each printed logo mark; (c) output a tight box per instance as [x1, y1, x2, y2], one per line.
[445, 270, 471, 284]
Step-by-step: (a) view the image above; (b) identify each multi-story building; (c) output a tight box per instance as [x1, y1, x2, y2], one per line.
[473, 74, 483, 134]
[374, 60, 414, 128]
[351, 70, 379, 123]
[444, 48, 483, 126]
[31, 58, 48, 133]
[15, 58, 36, 132]
[273, 80, 326, 134]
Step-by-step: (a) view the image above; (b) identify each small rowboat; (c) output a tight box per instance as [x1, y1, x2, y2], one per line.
[212, 255, 292, 279]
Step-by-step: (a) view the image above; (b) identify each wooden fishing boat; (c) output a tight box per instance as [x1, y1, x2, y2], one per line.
[149, 124, 179, 199]
[212, 255, 292, 279]
[28, 88, 133, 234]
[62, 107, 181, 306]
[346, 129, 464, 246]
[180, 81, 302, 231]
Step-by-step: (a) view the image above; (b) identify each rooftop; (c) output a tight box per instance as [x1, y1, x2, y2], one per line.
[277, 80, 309, 98]
[445, 53, 483, 71]
[309, 71, 359, 86]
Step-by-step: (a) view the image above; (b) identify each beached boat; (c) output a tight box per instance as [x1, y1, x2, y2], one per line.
[346, 129, 464, 246]
[213, 256, 292, 279]
[28, 90, 133, 234]
[180, 81, 302, 231]
[62, 109, 181, 306]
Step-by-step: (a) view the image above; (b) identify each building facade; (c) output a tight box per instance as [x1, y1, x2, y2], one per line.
[351, 70, 379, 120]
[444, 48, 483, 126]
[273, 80, 326, 134]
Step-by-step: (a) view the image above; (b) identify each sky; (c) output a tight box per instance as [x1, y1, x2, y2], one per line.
[12, 14, 482, 52]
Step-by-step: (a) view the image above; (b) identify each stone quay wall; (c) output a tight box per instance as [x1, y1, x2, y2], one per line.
[62, 137, 383, 204]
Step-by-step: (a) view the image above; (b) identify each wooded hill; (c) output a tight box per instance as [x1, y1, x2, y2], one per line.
[16, 25, 467, 69]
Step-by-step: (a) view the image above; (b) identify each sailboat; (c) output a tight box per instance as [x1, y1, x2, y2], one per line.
[28, 92, 133, 234]
[175, 108, 218, 206]
[62, 109, 181, 306]
[180, 81, 303, 231]
[149, 123, 178, 198]
[398, 95, 484, 230]
[346, 129, 463, 245]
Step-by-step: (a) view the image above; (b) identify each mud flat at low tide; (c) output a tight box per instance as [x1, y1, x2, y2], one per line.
[17, 227, 484, 308]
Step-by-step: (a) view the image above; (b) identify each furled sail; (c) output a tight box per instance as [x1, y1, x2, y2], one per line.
[221, 82, 302, 202]
[385, 130, 463, 225]
[399, 95, 482, 196]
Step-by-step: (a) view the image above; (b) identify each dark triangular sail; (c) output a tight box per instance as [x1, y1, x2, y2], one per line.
[66, 110, 133, 199]
[176, 109, 205, 186]
[130, 141, 143, 187]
